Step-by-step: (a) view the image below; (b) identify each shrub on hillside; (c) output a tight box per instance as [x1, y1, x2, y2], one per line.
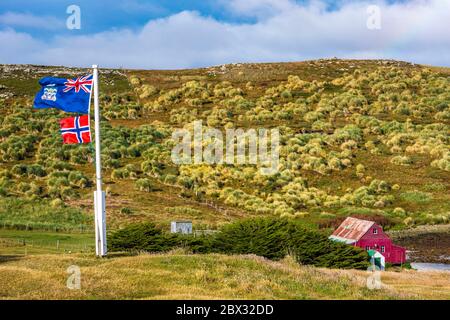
[27, 164, 47, 177]
[129, 76, 141, 86]
[391, 155, 413, 166]
[68, 171, 91, 188]
[431, 153, 450, 171]
[139, 85, 158, 99]
[135, 178, 154, 192]
[11, 164, 28, 177]
[111, 168, 128, 180]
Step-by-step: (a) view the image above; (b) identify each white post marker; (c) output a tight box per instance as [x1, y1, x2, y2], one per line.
[92, 65, 107, 256]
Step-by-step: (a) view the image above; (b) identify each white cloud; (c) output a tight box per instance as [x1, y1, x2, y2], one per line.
[1, 0, 450, 69]
[0, 28, 42, 63]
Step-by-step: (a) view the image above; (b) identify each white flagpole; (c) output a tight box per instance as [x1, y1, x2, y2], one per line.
[92, 64, 107, 256]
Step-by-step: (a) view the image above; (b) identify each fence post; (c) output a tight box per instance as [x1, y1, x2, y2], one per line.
[56, 240, 60, 250]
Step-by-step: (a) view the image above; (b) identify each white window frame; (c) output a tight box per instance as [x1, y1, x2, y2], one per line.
[381, 245, 385, 253]
[373, 228, 378, 234]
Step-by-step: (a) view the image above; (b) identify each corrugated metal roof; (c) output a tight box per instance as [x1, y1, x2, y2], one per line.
[329, 217, 374, 242]
[328, 235, 356, 244]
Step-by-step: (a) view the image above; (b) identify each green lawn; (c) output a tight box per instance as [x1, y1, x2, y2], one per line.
[0, 229, 94, 255]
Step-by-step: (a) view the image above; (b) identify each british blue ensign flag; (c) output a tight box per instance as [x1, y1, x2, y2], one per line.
[34, 75, 93, 114]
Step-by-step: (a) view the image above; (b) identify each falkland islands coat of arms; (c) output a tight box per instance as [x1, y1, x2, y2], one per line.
[41, 86, 57, 101]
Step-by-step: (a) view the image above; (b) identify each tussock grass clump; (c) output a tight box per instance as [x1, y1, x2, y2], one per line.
[391, 155, 413, 166]
[138, 84, 158, 99]
[135, 178, 154, 192]
[431, 152, 450, 171]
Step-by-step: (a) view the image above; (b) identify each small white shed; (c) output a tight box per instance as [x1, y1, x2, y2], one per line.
[170, 221, 193, 234]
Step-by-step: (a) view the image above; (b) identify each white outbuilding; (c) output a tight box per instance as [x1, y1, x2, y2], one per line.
[170, 221, 193, 234]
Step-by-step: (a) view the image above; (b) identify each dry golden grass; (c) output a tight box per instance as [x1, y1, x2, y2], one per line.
[0, 253, 448, 300]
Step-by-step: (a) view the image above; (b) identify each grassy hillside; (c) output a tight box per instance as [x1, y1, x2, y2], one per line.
[0, 58, 449, 300]
[0, 59, 448, 232]
[0, 252, 448, 300]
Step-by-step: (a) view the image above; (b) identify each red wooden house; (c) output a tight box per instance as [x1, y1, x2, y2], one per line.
[329, 217, 406, 264]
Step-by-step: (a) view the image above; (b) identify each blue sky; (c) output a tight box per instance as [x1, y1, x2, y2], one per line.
[1, 0, 342, 36]
[1, 0, 449, 69]
[0, 0, 227, 36]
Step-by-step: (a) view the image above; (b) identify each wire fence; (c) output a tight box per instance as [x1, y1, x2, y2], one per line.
[0, 228, 221, 255]
[0, 237, 95, 254]
[193, 229, 219, 237]
[0, 222, 94, 233]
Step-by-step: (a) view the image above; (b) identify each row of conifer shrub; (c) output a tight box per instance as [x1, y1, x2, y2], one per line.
[108, 217, 369, 269]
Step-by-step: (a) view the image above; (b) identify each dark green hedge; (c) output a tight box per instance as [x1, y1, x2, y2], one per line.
[211, 217, 291, 260]
[109, 222, 177, 252]
[108, 217, 369, 269]
[211, 217, 369, 269]
[108, 222, 212, 253]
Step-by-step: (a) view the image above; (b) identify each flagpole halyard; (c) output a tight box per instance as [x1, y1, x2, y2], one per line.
[92, 64, 107, 257]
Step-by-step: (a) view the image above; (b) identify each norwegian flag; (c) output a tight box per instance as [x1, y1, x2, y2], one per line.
[59, 115, 91, 144]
